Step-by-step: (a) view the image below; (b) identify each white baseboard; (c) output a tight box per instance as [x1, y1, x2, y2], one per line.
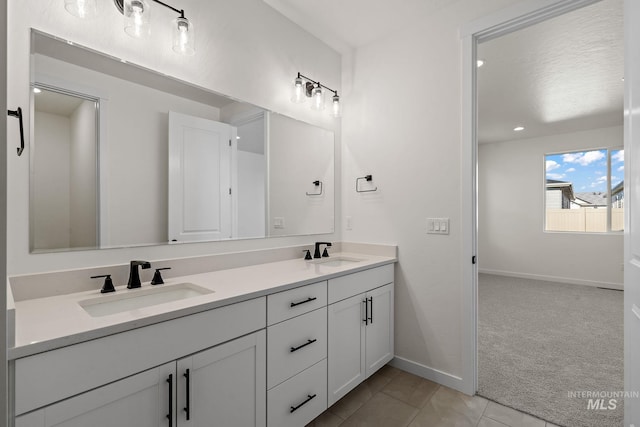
[390, 356, 468, 394]
[478, 268, 623, 291]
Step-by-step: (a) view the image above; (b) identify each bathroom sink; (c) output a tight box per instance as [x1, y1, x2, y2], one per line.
[311, 256, 364, 267]
[79, 283, 213, 317]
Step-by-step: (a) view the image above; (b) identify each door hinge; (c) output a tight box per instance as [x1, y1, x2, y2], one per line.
[472, 256, 477, 264]
[229, 139, 232, 146]
[229, 188, 232, 195]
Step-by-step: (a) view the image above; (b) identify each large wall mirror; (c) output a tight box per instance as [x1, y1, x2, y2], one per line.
[29, 30, 335, 253]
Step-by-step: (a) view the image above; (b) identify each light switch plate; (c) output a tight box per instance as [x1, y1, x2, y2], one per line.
[427, 218, 449, 235]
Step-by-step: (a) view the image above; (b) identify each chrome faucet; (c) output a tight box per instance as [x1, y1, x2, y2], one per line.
[314, 242, 332, 259]
[127, 260, 151, 289]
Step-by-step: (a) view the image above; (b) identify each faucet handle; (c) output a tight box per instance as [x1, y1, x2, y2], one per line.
[322, 247, 330, 257]
[151, 267, 171, 285]
[91, 274, 116, 294]
[302, 249, 312, 260]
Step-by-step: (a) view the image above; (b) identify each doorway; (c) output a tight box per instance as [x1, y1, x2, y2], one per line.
[462, 0, 628, 425]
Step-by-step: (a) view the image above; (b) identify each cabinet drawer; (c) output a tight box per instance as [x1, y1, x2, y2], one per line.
[267, 307, 327, 389]
[267, 281, 327, 325]
[14, 297, 266, 416]
[267, 359, 327, 427]
[328, 264, 394, 304]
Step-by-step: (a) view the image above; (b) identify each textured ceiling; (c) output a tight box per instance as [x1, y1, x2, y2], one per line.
[477, 0, 623, 143]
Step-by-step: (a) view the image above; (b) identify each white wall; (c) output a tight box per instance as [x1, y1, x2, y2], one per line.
[237, 151, 266, 238]
[478, 126, 624, 287]
[69, 99, 97, 248]
[32, 111, 71, 250]
[341, 0, 520, 385]
[7, 0, 341, 274]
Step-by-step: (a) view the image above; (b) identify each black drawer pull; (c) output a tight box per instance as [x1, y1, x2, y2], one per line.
[166, 374, 173, 427]
[368, 296, 373, 324]
[183, 369, 191, 420]
[290, 339, 317, 353]
[290, 394, 316, 413]
[290, 296, 317, 307]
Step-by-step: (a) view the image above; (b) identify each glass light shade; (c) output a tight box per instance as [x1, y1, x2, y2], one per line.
[331, 94, 341, 118]
[310, 84, 325, 110]
[124, 0, 150, 38]
[173, 17, 195, 55]
[291, 77, 306, 103]
[65, 0, 97, 18]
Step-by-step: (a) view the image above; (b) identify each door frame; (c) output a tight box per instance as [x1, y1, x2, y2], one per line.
[460, 0, 603, 396]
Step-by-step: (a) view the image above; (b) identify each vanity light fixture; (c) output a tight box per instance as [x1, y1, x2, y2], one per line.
[66, 0, 195, 55]
[513, 126, 525, 132]
[291, 72, 341, 118]
[65, 0, 98, 19]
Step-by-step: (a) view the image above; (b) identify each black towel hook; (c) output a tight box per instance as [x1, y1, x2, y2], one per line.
[8, 107, 25, 156]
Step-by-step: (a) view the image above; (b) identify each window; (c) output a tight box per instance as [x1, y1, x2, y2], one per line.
[545, 149, 624, 232]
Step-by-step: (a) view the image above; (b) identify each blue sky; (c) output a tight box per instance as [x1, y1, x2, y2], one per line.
[545, 149, 624, 193]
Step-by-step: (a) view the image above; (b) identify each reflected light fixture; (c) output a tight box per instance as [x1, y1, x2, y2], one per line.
[65, 0, 98, 19]
[66, 0, 195, 55]
[476, 59, 485, 68]
[513, 126, 525, 132]
[291, 72, 341, 118]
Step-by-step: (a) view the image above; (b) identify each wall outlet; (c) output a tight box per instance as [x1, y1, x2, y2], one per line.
[274, 217, 285, 229]
[346, 216, 353, 231]
[427, 218, 449, 235]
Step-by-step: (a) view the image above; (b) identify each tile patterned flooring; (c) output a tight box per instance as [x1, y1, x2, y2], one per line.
[307, 365, 559, 427]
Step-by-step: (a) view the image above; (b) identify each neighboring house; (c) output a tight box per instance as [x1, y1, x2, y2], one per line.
[612, 180, 624, 208]
[546, 179, 574, 209]
[574, 191, 607, 209]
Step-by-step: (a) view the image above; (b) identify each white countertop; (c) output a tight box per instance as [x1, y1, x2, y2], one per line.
[10, 252, 395, 360]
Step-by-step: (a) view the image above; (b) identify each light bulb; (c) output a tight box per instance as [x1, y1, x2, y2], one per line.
[124, 0, 150, 38]
[173, 17, 195, 55]
[291, 76, 306, 103]
[65, 0, 97, 18]
[311, 84, 325, 110]
[331, 94, 341, 118]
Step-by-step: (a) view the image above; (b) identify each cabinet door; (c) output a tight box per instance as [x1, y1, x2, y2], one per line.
[365, 283, 394, 378]
[327, 293, 366, 406]
[176, 330, 266, 427]
[15, 363, 175, 427]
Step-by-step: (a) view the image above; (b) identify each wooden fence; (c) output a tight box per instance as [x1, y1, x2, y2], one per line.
[546, 208, 623, 232]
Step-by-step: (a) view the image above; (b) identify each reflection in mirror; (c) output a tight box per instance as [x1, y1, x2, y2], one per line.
[31, 86, 98, 251]
[29, 30, 335, 253]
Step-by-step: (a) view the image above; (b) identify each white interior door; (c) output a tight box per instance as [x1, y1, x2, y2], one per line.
[168, 112, 236, 242]
[624, 0, 640, 424]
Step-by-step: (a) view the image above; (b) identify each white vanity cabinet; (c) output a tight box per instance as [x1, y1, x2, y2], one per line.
[266, 281, 328, 427]
[14, 298, 266, 427]
[15, 331, 266, 427]
[327, 265, 394, 406]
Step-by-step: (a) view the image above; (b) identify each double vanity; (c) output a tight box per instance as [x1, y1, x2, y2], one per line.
[9, 245, 396, 427]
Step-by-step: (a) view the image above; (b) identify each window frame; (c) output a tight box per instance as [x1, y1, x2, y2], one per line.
[543, 146, 624, 234]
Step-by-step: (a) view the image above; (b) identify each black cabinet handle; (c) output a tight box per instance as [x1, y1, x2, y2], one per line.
[368, 297, 373, 324]
[290, 394, 316, 413]
[166, 374, 173, 427]
[363, 299, 368, 325]
[183, 369, 191, 420]
[7, 107, 24, 156]
[290, 339, 317, 353]
[290, 296, 317, 307]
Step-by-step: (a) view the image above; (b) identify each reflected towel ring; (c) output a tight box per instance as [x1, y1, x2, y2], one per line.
[356, 175, 377, 193]
[306, 180, 323, 196]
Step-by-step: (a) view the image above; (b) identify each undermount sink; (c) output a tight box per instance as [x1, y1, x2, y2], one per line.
[79, 283, 213, 317]
[310, 256, 364, 267]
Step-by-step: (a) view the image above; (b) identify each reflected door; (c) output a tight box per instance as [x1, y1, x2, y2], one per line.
[168, 112, 236, 242]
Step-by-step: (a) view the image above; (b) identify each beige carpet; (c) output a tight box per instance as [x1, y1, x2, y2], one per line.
[477, 274, 623, 427]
